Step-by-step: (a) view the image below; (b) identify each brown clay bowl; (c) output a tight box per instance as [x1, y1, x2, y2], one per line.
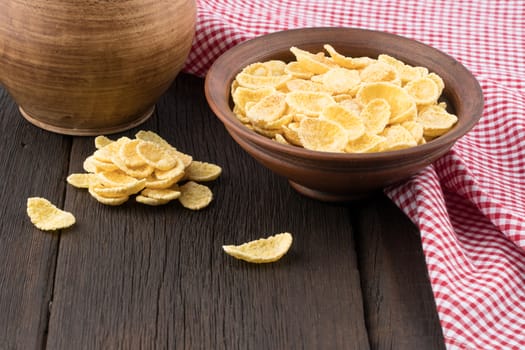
[205, 27, 483, 201]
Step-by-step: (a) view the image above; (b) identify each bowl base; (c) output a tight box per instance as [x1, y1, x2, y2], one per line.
[288, 180, 375, 202]
[19, 106, 155, 136]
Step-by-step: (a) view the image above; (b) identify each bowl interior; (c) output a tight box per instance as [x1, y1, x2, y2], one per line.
[206, 27, 483, 160]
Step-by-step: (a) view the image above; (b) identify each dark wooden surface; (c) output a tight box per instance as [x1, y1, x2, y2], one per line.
[0, 74, 445, 350]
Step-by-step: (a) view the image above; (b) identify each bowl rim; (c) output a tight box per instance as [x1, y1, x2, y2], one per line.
[205, 27, 484, 163]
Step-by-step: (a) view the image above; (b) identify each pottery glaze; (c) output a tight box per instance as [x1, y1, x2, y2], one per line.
[0, 0, 196, 135]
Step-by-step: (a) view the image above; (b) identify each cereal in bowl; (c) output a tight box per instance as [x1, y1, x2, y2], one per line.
[231, 45, 458, 153]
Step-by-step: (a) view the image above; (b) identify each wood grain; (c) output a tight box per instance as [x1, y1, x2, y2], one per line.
[352, 194, 446, 350]
[45, 74, 370, 349]
[0, 75, 446, 349]
[0, 87, 71, 349]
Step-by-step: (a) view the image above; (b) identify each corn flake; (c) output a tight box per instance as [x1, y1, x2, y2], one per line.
[285, 91, 335, 117]
[184, 161, 222, 182]
[360, 98, 390, 135]
[222, 232, 293, 264]
[380, 125, 418, 151]
[178, 181, 213, 210]
[290, 46, 335, 74]
[284, 61, 315, 79]
[345, 133, 386, 153]
[246, 92, 287, 127]
[404, 77, 440, 105]
[88, 187, 129, 206]
[320, 104, 365, 141]
[67, 173, 96, 189]
[119, 139, 147, 168]
[27, 197, 75, 231]
[298, 118, 348, 152]
[94, 135, 114, 149]
[324, 44, 373, 69]
[319, 67, 361, 94]
[141, 188, 181, 201]
[417, 105, 458, 137]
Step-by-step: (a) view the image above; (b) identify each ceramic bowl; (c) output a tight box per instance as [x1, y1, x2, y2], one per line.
[205, 27, 483, 201]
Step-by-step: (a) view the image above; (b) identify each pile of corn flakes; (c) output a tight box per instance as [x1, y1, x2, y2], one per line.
[67, 130, 221, 209]
[231, 44, 458, 153]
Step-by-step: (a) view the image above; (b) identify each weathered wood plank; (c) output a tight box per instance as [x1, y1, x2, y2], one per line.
[46, 74, 370, 349]
[0, 87, 71, 349]
[352, 194, 446, 350]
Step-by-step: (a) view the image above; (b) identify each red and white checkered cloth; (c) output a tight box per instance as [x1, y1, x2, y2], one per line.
[183, 1, 525, 349]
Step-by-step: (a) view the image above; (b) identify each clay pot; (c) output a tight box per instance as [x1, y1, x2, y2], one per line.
[0, 0, 196, 135]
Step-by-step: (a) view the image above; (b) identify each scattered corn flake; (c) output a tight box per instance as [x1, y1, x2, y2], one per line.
[83, 155, 118, 173]
[89, 178, 145, 198]
[118, 139, 147, 168]
[140, 188, 181, 201]
[377, 54, 406, 71]
[338, 98, 362, 116]
[183, 161, 222, 182]
[67, 130, 220, 208]
[135, 195, 170, 206]
[27, 197, 75, 231]
[94, 135, 114, 149]
[136, 141, 178, 171]
[145, 173, 182, 190]
[110, 153, 155, 179]
[178, 181, 213, 210]
[66, 173, 96, 189]
[251, 125, 283, 139]
[88, 187, 129, 206]
[135, 130, 193, 168]
[263, 113, 294, 130]
[222, 232, 293, 263]
[96, 169, 142, 188]
[93, 137, 129, 163]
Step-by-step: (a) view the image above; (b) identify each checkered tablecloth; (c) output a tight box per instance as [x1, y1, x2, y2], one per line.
[183, 1, 525, 349]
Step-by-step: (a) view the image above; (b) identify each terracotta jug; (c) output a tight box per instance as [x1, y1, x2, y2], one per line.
[0, 0, 196, 135]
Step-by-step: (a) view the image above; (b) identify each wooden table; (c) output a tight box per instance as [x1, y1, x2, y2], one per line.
[0, 74, 445, 349]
